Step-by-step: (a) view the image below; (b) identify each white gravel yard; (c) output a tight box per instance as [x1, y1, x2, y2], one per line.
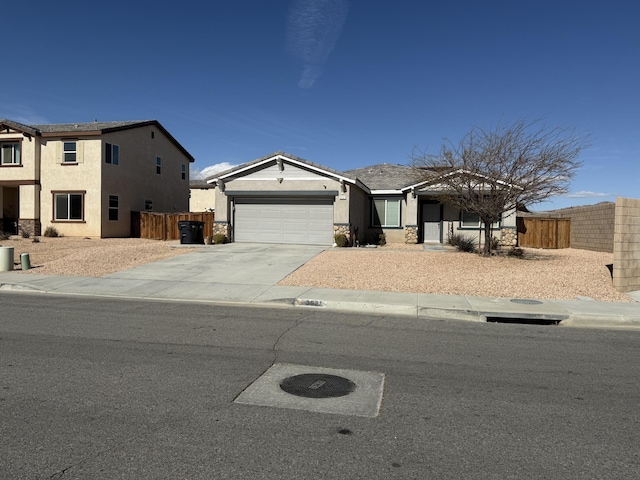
[278, 243, 632, 303]
[0, 237, 632, 303]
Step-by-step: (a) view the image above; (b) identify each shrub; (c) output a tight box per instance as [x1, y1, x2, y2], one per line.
[43, 226, 59, 237]
[491, 236, 500, 250]
[456, 236, 477, 253]
[378, 233, 386, 246]
[447, 233, 464, 247]
[21, 230, 30, 239]
[507, 247, 524, 258]
[212, 233, 228, 244]
[334, 233, 348, 247]
[32, 237, 40, 243]
[0, 230, 9, 241]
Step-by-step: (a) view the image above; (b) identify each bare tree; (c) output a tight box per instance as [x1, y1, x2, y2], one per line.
[411, 119, 588, 256]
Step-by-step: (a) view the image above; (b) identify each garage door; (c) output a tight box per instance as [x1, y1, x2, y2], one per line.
[234, 198, 334, 245]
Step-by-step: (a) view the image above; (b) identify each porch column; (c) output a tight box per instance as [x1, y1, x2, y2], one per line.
[19, 184, 41, 236]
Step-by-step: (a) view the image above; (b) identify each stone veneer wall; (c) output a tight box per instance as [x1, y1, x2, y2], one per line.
[213, 221, 230, 240]
[19, 219, 41, 237]
[613, 197, 640, 293]
[404, 225, 418, 244]
[520, 202, 615, 252]
[499, 227, 517, 247]
[333, 224, 351, 243]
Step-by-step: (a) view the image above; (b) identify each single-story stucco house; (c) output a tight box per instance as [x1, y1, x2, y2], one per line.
[207, 152, 517, 246]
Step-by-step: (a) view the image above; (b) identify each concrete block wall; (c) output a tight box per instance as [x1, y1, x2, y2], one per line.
[523, 202, 615, 252]
[613, 197, 640, 293]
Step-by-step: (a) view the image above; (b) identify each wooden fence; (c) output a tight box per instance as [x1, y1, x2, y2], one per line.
[517, 217, 570, 249]
[132, 212, 215, 240]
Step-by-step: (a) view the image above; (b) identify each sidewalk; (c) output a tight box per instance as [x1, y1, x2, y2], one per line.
[1, 250, 639, 329]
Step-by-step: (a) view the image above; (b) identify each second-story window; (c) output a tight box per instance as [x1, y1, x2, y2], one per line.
[181, 163, 186, 180]
[1, 142, 21, 165]
[156, 157, 162, 174]
[63, 141, 77, 163]
[105, 143, 120, 165]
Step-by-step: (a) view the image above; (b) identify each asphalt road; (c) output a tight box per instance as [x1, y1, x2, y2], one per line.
[1, 292, 639, 479]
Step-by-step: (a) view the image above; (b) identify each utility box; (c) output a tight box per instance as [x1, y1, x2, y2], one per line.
[0, 246, 14, 271]
[177, 221, 205, 245]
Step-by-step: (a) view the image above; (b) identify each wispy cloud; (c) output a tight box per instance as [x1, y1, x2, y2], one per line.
[0, 104, 50, 125]
[565, 190, 611, 198]
[286, 0, 349, 88]
[190, 162, 238, 180]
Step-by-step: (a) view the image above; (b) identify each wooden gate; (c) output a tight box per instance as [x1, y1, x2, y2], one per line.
[136, 212, 215, 240]
[517, 218, 570, 249]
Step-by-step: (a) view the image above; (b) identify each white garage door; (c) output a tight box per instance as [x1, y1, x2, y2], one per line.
[234, 198, 334, 245]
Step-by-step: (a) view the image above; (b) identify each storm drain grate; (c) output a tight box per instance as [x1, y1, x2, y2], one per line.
[280, 374, 356, 398]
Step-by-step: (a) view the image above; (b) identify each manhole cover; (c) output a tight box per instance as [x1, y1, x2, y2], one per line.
[510, 298, 543, 305]
[280, 373, 356, 398]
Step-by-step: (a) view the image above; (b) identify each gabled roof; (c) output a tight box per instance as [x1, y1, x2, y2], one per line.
[0, 118, 195, 162]
[207, 151, 367, 190]
[342, 163, 424, 191]
[402, 168, 519, 192]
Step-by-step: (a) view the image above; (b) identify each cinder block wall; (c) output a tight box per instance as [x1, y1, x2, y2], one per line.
[613, 197, 640, 293]
[523, 202, 615, 252]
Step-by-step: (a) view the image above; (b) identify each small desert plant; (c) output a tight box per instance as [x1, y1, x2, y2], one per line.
[334, 233, 348, 247]
[0, 230, 9, 241]
[32, 237, 40, 243]
[491, 236, 500, 250]
[378, 233, 386, 246]
[43, 226, 59, 237]
[212, 233, 228, 244]
[456, 236, 476, 253]
[21, 230, 30, 239]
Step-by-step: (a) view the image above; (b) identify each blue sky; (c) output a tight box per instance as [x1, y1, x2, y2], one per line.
[2, 0, 638, 210]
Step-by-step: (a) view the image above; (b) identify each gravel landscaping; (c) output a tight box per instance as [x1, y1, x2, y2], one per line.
[0, 237, 632, 303]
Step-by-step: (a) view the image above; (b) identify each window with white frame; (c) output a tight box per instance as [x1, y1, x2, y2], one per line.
[105, 143, 120, 165]
[156, 157, 162, 174]
[372, 198, 401, 227]
[1, 141, 21, 165]
[63, 141, 77, 163]
[460, 210, 500, 229]
[108, 195, 119, 221]
[54, 192, 84, 221]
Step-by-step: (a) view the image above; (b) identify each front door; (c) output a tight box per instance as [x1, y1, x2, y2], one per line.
[422, 203, 441, 243]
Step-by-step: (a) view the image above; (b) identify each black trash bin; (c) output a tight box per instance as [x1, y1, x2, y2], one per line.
[178, 221, 205, 244]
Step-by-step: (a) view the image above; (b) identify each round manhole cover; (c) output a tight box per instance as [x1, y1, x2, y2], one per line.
[280, 373, 356, 398]
[510, 298, 543, 305]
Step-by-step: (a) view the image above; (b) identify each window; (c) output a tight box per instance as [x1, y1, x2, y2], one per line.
[54, 192, 84, 221]
[181, 164, 186, 180]
[105, 143, 119, 165]
[144, 199, 153, 211]
[108, 195, 119, 221]
[460, 210, 500, 229]
[156, 157, 162, 174]
[63, 141, 77, 163]
[372, 198, 401, 227]
[1, 142, 21, 165]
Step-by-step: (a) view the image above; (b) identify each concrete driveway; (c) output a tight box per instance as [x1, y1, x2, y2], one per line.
[105, 243, 326, 286]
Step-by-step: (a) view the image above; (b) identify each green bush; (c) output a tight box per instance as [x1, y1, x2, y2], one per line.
[212, 233, 228, 244]
[334, 233, 348, 247]
[43, 226, 59, 238]
[378, 233, 386, 246]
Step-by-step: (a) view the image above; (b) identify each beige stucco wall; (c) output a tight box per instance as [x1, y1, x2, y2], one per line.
[100, 125, 190, 237]
[0, 129, 39, 182]
[613, 197, 640, 293]
[190, 187, 215, 212]
[39, 137, 103, 236]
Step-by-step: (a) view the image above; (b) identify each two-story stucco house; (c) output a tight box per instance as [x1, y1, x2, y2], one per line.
[207, 152, 518, 247]
[0, 119, 194, 237]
